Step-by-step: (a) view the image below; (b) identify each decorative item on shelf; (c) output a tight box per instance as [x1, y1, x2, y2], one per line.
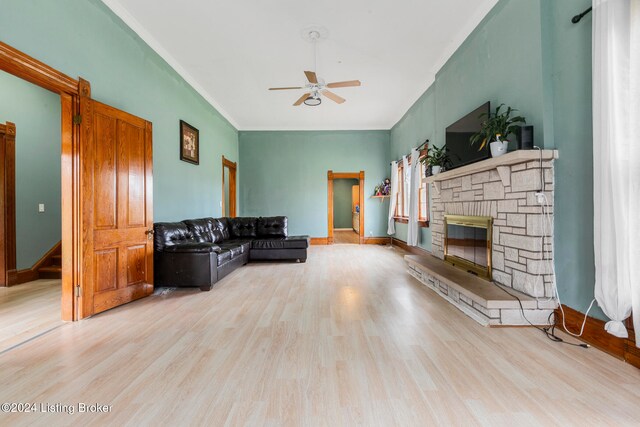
[421, 145, 451, 176]
[470, 103, 525, 159]
[373, 178, 391, 196]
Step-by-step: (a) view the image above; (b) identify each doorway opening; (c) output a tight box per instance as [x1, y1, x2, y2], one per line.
[327, 171, 364, 244]
[1, 70, 64, 351]
[222, 156, 237, 217]
[332, 178, 359, 244]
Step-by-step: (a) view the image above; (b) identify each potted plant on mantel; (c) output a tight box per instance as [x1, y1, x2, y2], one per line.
[422, 145, 451, 176]
[470, 104, 526, 158]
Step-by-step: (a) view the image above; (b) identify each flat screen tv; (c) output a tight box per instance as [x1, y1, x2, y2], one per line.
[445, 102, 490, 169]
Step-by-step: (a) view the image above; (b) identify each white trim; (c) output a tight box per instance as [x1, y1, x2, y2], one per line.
[100, 0, 240, 130]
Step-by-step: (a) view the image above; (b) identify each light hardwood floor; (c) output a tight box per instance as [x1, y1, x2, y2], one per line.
[0, 279, 62, 353]
[333, 229, 360, 244]
[1, 245, 640, 426]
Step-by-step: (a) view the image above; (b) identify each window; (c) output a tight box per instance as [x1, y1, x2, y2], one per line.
[394, 150, 429, 226]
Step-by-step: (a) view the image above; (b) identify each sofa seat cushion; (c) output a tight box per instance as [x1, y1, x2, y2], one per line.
[164, 242, 221, 253]
[216, 247, 244, 266]
[217, 250, 232, 265]
[222, 239, 252, 254]
[251, 236, 310, 250]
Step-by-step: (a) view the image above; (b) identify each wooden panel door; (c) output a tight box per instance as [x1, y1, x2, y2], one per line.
[79, 99, 153, 318]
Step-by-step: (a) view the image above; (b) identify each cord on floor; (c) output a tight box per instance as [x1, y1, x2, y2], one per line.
[491, 281, 589, 349]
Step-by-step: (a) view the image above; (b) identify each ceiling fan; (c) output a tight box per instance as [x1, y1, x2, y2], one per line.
[268, 29, 361, 106]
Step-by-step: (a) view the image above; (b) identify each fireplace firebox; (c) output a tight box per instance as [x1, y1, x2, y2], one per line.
[444, 215, 493, 280]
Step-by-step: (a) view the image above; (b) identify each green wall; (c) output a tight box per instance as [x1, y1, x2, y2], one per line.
[238, 131, 389, 237]
[0, 71, 61, 269]
[543, 0, 602, 318]
[333, 179, 358, 229]
[0, 0, 238, 223]
[390, 0, 602, 318]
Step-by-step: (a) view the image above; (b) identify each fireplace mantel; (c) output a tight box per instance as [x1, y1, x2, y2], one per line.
[423, 150, 559, 190]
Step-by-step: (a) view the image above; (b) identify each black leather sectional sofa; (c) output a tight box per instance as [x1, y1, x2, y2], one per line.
[153, 216, 309, 291]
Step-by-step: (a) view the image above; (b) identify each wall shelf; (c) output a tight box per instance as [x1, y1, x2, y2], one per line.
[371, 195, 390, 203]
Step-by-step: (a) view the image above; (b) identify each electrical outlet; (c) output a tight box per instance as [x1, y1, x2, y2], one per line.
[369, 231, 373, 237]
[38, 203, 45, 213]
[535, 193, 545, 205]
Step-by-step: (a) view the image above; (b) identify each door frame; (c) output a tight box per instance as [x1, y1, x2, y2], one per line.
[0, 41, 86, 321]
[0, 122, 16, 286]
[327, 170, 364, 244]
[222, 155, 237, 217]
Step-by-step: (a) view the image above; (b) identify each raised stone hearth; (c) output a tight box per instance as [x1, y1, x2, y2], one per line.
[406, 150, 559, 326]
[405, 255, 556, 326]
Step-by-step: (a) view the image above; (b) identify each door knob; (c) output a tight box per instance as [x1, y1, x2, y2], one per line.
[145, 229, 154, 239]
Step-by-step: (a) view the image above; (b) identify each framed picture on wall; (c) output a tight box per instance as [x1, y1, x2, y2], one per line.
[180, 120, 199, 165]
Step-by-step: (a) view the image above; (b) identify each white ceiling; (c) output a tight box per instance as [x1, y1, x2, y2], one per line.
[101, 0, 498, 130]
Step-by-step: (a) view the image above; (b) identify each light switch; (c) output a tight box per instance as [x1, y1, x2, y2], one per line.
[219, 200, 222, 207]
[38, 203, 45, 213]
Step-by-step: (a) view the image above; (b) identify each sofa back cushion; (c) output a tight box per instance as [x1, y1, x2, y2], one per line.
[153, 222, 193, 252]
[257, 216, 288, 238]
[184, 218, 222, 243]
[214, 217, 231, 240]
[229, 217, 258, 238]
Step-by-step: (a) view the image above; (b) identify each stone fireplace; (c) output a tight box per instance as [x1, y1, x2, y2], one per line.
[404, 150, 559, 326]
[431, 155, 555, 298]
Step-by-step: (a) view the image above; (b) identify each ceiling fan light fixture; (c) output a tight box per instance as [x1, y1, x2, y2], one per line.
[304, 95, 322, 106]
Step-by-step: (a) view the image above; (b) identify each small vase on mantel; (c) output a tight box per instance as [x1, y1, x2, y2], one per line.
[490, 135, 509, 158]
[431, 165, 442, 175]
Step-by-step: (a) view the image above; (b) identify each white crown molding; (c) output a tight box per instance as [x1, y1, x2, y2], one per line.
[390, 0, 499, 130]
[100, 0, 240, 130]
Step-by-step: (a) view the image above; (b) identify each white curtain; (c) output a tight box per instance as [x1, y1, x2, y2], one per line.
[407, 148, 420, 246]
[593, 0, 638, 341]
[402, 155, 410, 210]
[631, 0, 640, 347]
[387, 161, 399, 235]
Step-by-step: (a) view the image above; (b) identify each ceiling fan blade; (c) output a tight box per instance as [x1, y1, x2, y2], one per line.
[293, 93, 311, 106]
[322, 90, 346, 104]
[326, 80, 361, 88]
[269, 87, 303, 90]
[304, 70, 318, 84]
